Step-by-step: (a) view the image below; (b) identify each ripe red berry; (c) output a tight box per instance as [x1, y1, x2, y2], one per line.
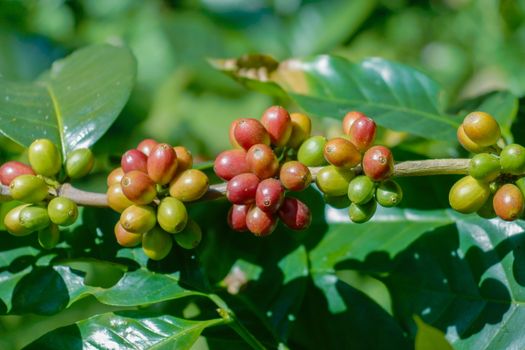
[226, 173, 260, 204]
[227, 204, 249, 232]
[121, 170, 157, 205]
[147, 143, 178, 185]
[214, 149, 249, 181]
[121, 149, 148, 173]
[279, 161, 312, 191]
[278, 197, 311, 231]
[255, 178, 285, 213]
[261, 106, 292, 147]
[246, 206, 278, 236]
[0, 161, 35, 186]
[323, 137, 361, 168]
[246, 144, 279, 179]
[137, 139, 158, 156]
[342, 111, 367, 135]
[493, 184, 524, 221]
[233, 118, 270, 151]
[362, 145, 394, 181]
[348, 116, 376, 152]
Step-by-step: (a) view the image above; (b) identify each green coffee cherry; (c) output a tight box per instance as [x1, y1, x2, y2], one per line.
[19, 205, 50, 231]
[120, 205, 156, 234]
[324, 195, 351, 209]
[142, 226, 173, 261]
[449, 175, 490, 214]
[376, 180, 403, 207]
[48, 197, 78, 226]
[174, 219, 202, 249]
[348, 200, 377, 223]
[28, 139, 61, 176]
[316, 165, 354, 196]
[500, 144, 525, 175]
[4, 204, 33, 236]
[477, 195, 496, 219]
[347, 176, 375, 204]
[469, 153, 500, 182]
[297, 136, 327, 166]
[10, 175, 48, 203]
[489, 181, 500, 194]
[66, 148, 94, 179]
[157, 197, 188, 233]
[38, 224, 60, 249]
[516, 178, 525, 198]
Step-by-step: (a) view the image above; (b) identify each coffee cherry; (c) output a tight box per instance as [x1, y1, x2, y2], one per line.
[493, 184, 524, 221]
[137, 139, 158, 156]
[278, 197, 311, 230]
[463, 111, 501, 147]
[38, 224, 60, 249]
[376, 180, 403, 207]
[227, 204, 249, 232]
[255, 178, 285, 213]
[449, 175, 490, 213]
[500, 144, 525, 175]
[246, 144, 279, 179]
[297, 136, 327, 166]
[4, 204, 32, 236]
[142, 226, 173, 261]
[279, 161, 312, 191]
[169, 169, 209, 202]
[348, 116, 376, 152]
[10, 175, 48, 203]
[349, 200, 377, 223]
[174, 219, 202, 249]
[107, 167, 125, 187]
[490, 181, 500, 194]
[316, 165, 354, 196]
[226, 173, 260, 204]
[28, 139, 61, 177]
[287, 113, 311, 149]
[107, 184, 134, 213]
[342, 111, 366, 135]
[66, 148, 94, 179]
[261, 106, 292, 147]
[19, 205, 50, 231]
[233, 118, 270, 150]
[120, 205, 156, 234]
[324, 137, 361, 168]
[157, 197, 188, 233]
[214, 149, 249, 181]
[173, 146, 193, 172]
[246, 206, 278, 236]
[121, 149, 148, 173]
[0, 161, 35, 186]
[516, 178, 525, 197]
[324, 195, 351, 209]
[347, 175, 375, 204]
[114, 222, 142, 247]
[469, 153, 501, 182]
[477, 195, 496, 219]
[48, 197, 78, 226]
[147, 143, 178, 185]
[121, 171, 157, 205]
[457, 125, 487, 153]
[362, 145, 394, 181]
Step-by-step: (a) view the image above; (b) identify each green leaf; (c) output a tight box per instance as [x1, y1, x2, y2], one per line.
[0, 44, 136, 157]
[415, 316, 453, 350]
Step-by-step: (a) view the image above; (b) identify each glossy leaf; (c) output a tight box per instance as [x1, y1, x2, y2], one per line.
[415, 316, 453, 350]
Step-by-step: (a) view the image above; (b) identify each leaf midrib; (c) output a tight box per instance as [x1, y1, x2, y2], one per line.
[38, 81, 66, 156]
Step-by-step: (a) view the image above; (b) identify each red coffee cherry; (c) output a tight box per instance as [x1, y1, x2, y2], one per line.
[348, 116, 376, 152]
[214, 149, 249, 181]
[137, 139, 158, 156]
[256, 178, 285, 213]
[121, 149, 148, 173]
[246, 144, 279, 179]
[261, 105, 292, 147]
[342, 111, 367, 135]
[493, 184, 524, 221]
[323, 137, 361, 168]
[147, 143, 178, 185]
[173, 146, 193, 172]
[0, 161, 35, 186]
[278, 197, 311, 231]
[279, 161, 312, 191]
[107, 167, 124, 187]
[227, 204, 249, 232]
[246, 205, 278, 236]
[362, 145, 394, 181]
[226, 173, 260, 204]
[229, 119, 242, 149]
[233, 118, 270, 150]
[121, 170, 157, 205]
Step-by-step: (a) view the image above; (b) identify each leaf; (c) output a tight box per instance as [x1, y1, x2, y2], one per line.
[0, 44, 136, 157]
[415, 316, 453, 350]
[213, 54, 460, 141]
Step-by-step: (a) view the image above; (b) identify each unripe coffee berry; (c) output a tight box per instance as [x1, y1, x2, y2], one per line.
[157, 197, 188, 233]
[493, 184, 524, 221]
[342, 111, 366, 135]
[477, 195, 497, 219]
[349, 200, 377, 224]
[28, 139, 61, 177]
[174, 219, 202, 249]
[107, 184, 134, 213]
[173, 146, 193, 172]
[362, 145, 394, 181]
[261, 105, 292, 147]
[0, 161, 35, 186]
[324, 137, 361, 168]
[38, 224, 60, 249]
[121, 149, 148, 173]
[255, 178, 285, 213]
[500, 144, 525, 175]
[120, 205, 156, 234]
[4, 204, 32, 236]
[449, 175, 490, 214]
[246, 144, 279, 179]
[463, 111, 501, 147]
[246, 205, 278, 236]
[19, 205, 50, 231]
[48, 197, 78, 226]
[348, 116, 376, 152]
[457, 125, 487, 153]
[66, 148, 94, 179]
[347, 175, 375, 204]
[278, 197, 311, 230]
[121, 171, 157, 205]
[279, 161, 312, 191]
[469, 153, 501, 182]
[228, 204, 249, 232]
[226, 173, 260, 204]
[142, 226, 173, 261]
[287, 113, 311, 149]
[107, 167, 125, 187]
[114, 222, 142, 247]
[516, 178, 525, 197]
[229, 120, 242, 149]
[147, 143, 178, 185]
[214, 149, 249, 181]
[316, 165, 354, 196]
[324, 195, 351, 209]
[169, 169, 209, 202]
[376, 180, 403, 207]
[10, 175, 48, 203]
[297, 136, 327, 167]
[137, 139, 158, 156]
[233, 118, 270, 150]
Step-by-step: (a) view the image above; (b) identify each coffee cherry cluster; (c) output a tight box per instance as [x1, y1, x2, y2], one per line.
[107, 139, 207, 260]
[215, 106, 313, 236]
[306, 111, 402, 223]
[450, 111, 525, 221]
[1, 139, 94, 248]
